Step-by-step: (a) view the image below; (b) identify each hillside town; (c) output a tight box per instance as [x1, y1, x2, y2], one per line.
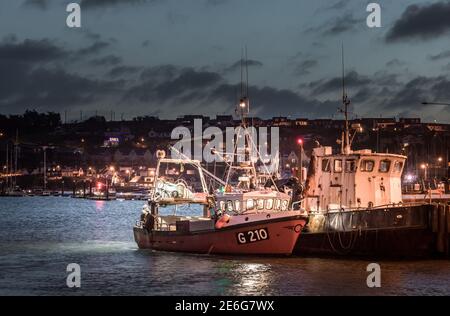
[0, 111, 449, 197]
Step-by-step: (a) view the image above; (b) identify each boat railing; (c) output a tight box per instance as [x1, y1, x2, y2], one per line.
[291, 199, 304, 210]
[310, 201, 430, 215]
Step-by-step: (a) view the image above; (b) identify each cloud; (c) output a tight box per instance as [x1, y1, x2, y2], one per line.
[322, 13, 363, 36]
[224, 59, 263, 73]
[79, 0, 159, 9]
[317, 0, 348, 13]
[142, 40, 151, 47]
[326, 0, 348, 11]
[89, 55, 123, 66]
[294, 59, 318, 76]
[220, 85, 339, 118]
[305, 13, 364, 37]
[0, 38, 67, 63]
[428, 50, 450, 61]
[126, 68, 222, 102]
[385, 59, 406, 67]
[108, 65, 141, 77]
[386, 1, 450, 42]
[385, 75, 450, 110]
[0, 38, 123, 112]
[0, 61, 123, 111]
[76, 41, 111, 57]
[123, 65, 339, 118]
[308, 71, 372, 95]
[22, 0, 50, 10]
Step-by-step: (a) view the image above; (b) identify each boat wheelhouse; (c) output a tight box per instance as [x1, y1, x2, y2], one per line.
[305, 146, 406, 212]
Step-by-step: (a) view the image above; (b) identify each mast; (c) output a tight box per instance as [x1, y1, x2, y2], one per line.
[13, 129, 18, 188]
[42, 146, 48, 191]
[341, 44, 351, 155]
[225, 48, 257, 189]
[5, 142, 8, 191]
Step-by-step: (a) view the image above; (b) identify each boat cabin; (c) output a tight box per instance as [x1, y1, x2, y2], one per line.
[305, 146, 405, 211]
[216, 190, 292, 215]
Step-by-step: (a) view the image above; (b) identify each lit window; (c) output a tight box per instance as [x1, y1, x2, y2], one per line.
[322, 159, 331, 172]
[379, 160, 391, 173]
[334, 159, 343, 173]
[273, 199, 281, 211]
[227, 200, 234, 212]
[235, 200, 241, 212]
[281, 200, 289, 211]
[257, 199, 264, 210]
[266, 199, 274, 210]
[360, 160, 375, 172]
[219, 201, 226, 211]
[345, 160, 356, 173]
[246, 199, 255, 210]
[394, 161, 403, 173]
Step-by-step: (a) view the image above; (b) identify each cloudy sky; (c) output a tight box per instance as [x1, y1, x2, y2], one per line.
[1, 0, 450, 122]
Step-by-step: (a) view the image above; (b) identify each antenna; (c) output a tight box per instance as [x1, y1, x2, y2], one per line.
[341, 43, 351, 155]
[240, 48, 244, 98]
[237, 47, 249, 126]
[245, 46, 249, 98]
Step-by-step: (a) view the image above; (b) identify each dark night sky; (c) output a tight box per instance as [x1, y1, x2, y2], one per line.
[1, 0, 450, 122]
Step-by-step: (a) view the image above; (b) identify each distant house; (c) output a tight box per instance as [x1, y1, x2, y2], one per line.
[294, 118, 309, 126]
[400, 118, 421, 125]
[113, 149, 154, 166]
[271, 117, 293, 127]
[88, 148, 113, 165]
[103, 126, 134, 147]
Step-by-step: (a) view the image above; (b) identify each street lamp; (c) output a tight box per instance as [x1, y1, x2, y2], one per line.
[297, 138, 304, 182]
[420, 163, 428, 180]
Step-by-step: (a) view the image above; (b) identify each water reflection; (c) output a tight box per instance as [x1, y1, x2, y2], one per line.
[95, 200, 106, 212]
[228, 263, 273, 296]
[0, 197, 449, 296]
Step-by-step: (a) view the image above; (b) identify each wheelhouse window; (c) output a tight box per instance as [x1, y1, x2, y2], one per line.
[266, 198, 274, 210]
[257, 199, 265, 210]
[227, 200, 234, 212]
[246, 199, 255, 210]
[234, 200, 241, 212]
[274, 199, 281, 211]
[394, 161, 403, 173]
[360, 160, 375, 172]
[345, 160, 356, 173]
[219, 200, 226, 211]
[322, 159, 331, 172]
[334, 159, 343, 173]
[281, 200, 289, 211]
[379, 160, 391, 173]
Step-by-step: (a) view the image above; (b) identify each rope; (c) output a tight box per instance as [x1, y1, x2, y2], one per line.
[324, 209, 359, 255]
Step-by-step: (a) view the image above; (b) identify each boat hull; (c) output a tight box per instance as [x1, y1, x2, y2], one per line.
[295, 203, 449, 258]
[134, 215, 306, 255]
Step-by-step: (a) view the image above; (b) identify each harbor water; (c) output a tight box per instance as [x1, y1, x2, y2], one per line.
[0, 197, 449, 296]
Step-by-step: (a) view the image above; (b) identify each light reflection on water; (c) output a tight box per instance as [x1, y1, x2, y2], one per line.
[0, 197, 449, 296]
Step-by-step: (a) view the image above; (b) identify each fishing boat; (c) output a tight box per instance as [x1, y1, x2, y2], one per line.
[134, 59, 308, 255]
[294, 54, 446, 258]
[133, 154, 307, 255]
